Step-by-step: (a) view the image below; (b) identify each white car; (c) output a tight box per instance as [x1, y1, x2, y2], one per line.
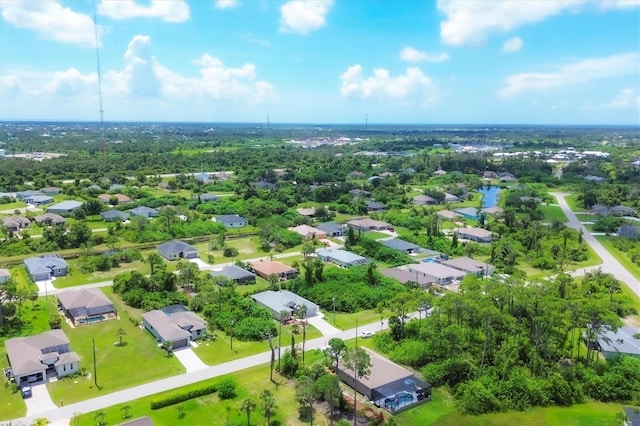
[360, 331, 375, 339]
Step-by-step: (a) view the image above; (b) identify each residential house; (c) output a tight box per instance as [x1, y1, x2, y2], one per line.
[25, 195, 54, 206]
[24, 254, 68, 281]
[481, 206, 504, 217]
[213, 214, 248, 228]
[129, 206, 160, 218]
[157, 240, 199, 260]
[296, 207, 316, 217]
[623, 407, 640, 426]
[251, 290, 319, 321]
[454, 207, 480, 220]
[142, 305, 207, 350]
[443, 193, 460, 203]
[40, 187, 62, 195]
[590, 204, 610, 216]
[380, 267, 433, 288]
[347, 171, 365, 178]
[596, 326, 640, 360]
[610, 205, 637, 217]
[413, 195, 439, 206]
[317, 249, 370, 267]
[5, 330, 80, 384]
[366, 200, 386, 211]
[437, 210, 456, 220]
[380, 239, 421, 254]
[250, 260, 298, 280]
[57, 288, 117, 326]
[16, 190, 44, 200]
[483, 171, 498, 179]
[618, 225, 640, 240]
[457, 227, 493, 243]
[108, 184, 126, 192]
[405, 262, 466, 286]
[2, 216, 31, 232]
[194, 172, 211, 183]
[433, 169, 447, 176]
[499, 172, 516, 182]
[255, 180, 276, 190]
[437, 256, 495, 276]
[209, 265, 256, 285]
[100, 210, 129, 222]
[34, 213, 66, 226]
[198, 193, 219, 202]
[288, 224, 326, 240]
[46, 200, 84, 215]
[336, 347, 431, 412]
[0, 269, 10, 283]
[98, 193, 131, 204]
[82, 184, 103, 193]
[347, 218, 391, 232]
[519, 196, 542, 204]
[349, 189, 371, 197]
[584, 175, 607, 183]
[316, 222, 347, 237]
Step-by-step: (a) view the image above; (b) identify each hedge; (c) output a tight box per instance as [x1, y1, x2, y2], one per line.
[150, 383, 217, 409]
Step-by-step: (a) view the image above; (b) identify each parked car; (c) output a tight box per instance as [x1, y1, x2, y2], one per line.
[20, 382, 32, 399]
[360, 330, 375, 339]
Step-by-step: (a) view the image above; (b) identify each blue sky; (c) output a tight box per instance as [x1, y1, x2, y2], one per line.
[1, 0, 639, 125]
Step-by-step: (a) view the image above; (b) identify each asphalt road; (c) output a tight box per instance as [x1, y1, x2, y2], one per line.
[552, 192, 640, 299]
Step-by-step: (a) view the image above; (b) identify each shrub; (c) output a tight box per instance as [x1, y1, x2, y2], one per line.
[217, 377, 237, 400]
[150, 383, 217, 409]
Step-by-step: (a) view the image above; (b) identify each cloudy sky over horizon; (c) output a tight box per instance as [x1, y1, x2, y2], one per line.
[1, 0, 639, 125]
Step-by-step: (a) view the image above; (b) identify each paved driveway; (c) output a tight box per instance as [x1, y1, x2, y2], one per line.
[25, 382, 57, 416]
[307, 314, 341, 336]
[172, 347, 207, 372]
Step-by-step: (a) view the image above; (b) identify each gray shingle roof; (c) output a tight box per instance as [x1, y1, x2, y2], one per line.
[142, 306, 207, 342]
[46, 200, 83, 211]
[57, 288, 115, 318]
[210, 265, 256, 281]
[157, 240, 198, 257]
[5, 330, 79, 377]
[380, 239, 420, 252]
[597, 326, 640, 356]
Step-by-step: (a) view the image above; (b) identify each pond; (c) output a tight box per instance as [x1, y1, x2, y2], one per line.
[479, 186, 501, 208]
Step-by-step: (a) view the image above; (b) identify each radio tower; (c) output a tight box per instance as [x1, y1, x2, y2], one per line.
[93, 0, 106, 152]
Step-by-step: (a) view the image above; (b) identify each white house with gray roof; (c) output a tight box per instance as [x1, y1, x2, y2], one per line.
[142, 305, 207, 350]
[101, 209, 130, 222]
[5, 330, 80, 384]
[251, 290, 319, 321]
[437, 256, 495, 277]
[157, 240, 199, 260]
[213, 214, 248, 228]
[317, 249, 370, 267]
[57, 288, 117, 327]
[2, 215, 31, 232]
[46, 200, 84, 215]
[24, 254, 68, 281]
[405, 262, 466, 286]
[596, 326, 640, 360]
[129, 206, 160, 218]
[316, 222, 347, 237]
[34, 213, 66, 226]
[380, 239, 421, 254]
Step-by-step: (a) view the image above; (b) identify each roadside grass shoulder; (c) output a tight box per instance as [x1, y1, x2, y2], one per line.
[330, 309, 382, 331]
[76, 355, 329, 426]
[596, 236, 640, 282]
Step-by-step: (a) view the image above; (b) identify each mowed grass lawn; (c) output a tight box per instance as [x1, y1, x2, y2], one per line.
[193, 322, 323, 365]
[538, 204, 569, 223]
[396, 387, 624, 426]
[77, 353, 331, 426]
[47, 288, 185, 405]
[330, 308, 383, 331]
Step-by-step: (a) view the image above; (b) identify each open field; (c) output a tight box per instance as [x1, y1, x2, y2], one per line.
[538, 204, 569, 223]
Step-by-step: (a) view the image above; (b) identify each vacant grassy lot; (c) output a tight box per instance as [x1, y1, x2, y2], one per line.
[538, 205, 569, 223]
[330, 308, 383, 331]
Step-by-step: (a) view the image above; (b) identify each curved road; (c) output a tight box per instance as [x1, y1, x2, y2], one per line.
[552, 192, 640, 299]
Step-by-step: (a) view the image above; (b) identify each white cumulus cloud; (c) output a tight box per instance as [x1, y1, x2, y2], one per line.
[502, 36, 523, 52]
[601, 87, 640, 109]
[400, 47, 450, 63]
[497, 52, 639, 98]
[215, 0, 238, 9]
[340, 65, 436, 103]
[0, 1, 99, 47]
[280, 0, 333, 34]
[98, 0, 189, 23]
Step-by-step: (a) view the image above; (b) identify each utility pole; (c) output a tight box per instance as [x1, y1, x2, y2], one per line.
[92, 338, 98, 388]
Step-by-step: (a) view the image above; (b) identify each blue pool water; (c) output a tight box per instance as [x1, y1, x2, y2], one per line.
[479, 186, 501, 208]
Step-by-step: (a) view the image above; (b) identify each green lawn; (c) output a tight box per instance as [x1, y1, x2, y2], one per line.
[538, 205, 569, 223]
[75, 352, 330, 426]
[46, 288, 185, 405]
[193, 322, 322, 366]
[363, 231, 391, 240]
[329, 309, 383, 331]
[395, 387, 623, 426]
[596, 236, 640, 282]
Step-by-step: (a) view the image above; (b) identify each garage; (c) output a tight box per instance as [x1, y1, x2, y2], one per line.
[172, 339, 189, 349]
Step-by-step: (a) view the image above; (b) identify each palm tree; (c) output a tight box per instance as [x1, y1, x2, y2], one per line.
[116, 328, 127, 346]
[120, 405, 132, 419]
[240, 397, 256, 426]
[146, 252, 164, 275]
[295, 304, 308, 364]
[94, 410, 106, 426]
[259, 390, 277, 426]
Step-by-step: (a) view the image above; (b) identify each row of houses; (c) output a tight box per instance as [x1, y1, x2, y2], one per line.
[381, 256, 495, 288]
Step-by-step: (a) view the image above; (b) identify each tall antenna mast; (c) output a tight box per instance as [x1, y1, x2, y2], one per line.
[93, 0, 106, 152]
